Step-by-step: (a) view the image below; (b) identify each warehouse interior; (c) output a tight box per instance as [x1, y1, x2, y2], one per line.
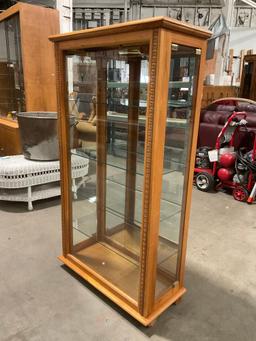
[0, 1, 256, 340]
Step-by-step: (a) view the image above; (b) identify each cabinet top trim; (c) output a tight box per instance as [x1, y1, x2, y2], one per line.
[49, 16, 211, 43]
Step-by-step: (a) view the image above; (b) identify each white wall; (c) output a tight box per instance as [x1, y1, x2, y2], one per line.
[230, 27, 256, 55]
[56, 0, 73, 93]
[229, 27, 256, 84]
[56, 0, 73, 33]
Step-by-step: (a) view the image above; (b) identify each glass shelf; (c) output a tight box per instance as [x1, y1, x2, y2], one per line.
[72, 148, 145, 175]
[72, 168, 182, 236]
[107, 81, 191, 89]
[73, 200, 181, 247]
[169, 80, 191, 88]
[105, 180, 181, 225]
[100, 98, 191, 109]
[73, 208, 124, 240]
[106, 168, 183, 204]
[107, 111, 188, 128]
[107, 81, 148, 89]
[72, 148, 184, 177]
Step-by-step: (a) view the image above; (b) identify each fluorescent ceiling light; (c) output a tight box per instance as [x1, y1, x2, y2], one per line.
[241, 0, 256, 8]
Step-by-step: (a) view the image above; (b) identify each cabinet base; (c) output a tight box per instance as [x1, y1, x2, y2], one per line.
[58, 254, 186, 326]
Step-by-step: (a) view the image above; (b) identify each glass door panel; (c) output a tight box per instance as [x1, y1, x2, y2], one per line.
[66, 46, 149, 302]
[0, 14, 25, 117]
[155, 44, 200, 299]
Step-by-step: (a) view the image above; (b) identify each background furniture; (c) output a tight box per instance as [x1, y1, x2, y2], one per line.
[0, 2, 59, 114]
[0, 3, 59, 156]
[198, 98, 256, 148]
[202, 85, 239, 108]
[0, 154, 89, 211]
[51, 17, 210, 325]
[0, 117, 21, 156]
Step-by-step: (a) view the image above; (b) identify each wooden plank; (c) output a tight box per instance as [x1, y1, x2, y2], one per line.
[227, 48, 234, 76]
[238, 49, 246, 84]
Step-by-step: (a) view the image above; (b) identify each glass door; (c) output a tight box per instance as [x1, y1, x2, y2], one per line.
[66, 46, 149, 303]
[0, 14, 25, 117]
[154, 44, 200, 300]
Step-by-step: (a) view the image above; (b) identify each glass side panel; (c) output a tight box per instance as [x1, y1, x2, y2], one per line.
[155, 44, 200, 300]
[0, 14, 25, 118]
[66, 46, 149, 302]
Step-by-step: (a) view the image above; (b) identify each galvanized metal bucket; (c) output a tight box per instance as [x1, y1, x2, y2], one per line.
[17, 112, 75, 161]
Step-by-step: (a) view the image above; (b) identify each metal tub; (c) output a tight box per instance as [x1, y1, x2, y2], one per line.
[17, 112, 75, 161]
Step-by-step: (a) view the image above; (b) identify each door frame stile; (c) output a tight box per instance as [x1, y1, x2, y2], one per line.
[55, 44, 73, 255]
[177, 39, 208, 287]
[139, 28, 171, 317]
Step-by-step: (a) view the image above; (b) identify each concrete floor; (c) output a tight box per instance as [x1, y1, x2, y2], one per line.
[0, 189, 256, 341]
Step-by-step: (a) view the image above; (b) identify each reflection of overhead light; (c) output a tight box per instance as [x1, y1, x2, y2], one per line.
[88, 196, 96, 203]
[118, 49, 142, 56]
[241, 0, 256, 8]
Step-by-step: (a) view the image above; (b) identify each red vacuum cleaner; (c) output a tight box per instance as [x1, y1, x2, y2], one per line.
[194, 112, 256, 203]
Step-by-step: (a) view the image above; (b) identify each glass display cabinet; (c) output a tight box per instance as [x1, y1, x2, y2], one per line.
[50, 17, 211, 325]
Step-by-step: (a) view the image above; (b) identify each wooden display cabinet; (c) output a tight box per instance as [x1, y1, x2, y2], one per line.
[51, 17, 211, 325]
[0, 2, 59, 115]
[0, 2, 59, 156]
